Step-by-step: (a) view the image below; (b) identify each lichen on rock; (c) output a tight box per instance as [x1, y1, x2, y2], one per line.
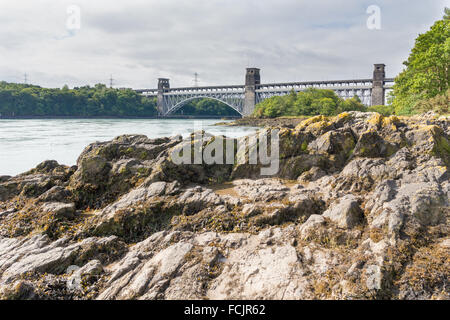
[0, 112, 448, 300]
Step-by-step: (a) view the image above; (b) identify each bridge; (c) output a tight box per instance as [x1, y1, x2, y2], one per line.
[135, 64, 394, 117]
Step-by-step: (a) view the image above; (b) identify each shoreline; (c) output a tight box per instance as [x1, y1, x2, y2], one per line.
[215, 116, 308, 128]
[0, 115, 242, 120]
[0, 111, 448, 300]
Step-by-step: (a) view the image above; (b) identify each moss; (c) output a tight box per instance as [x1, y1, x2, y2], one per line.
[337, 112, 350, 119]
[137, 167, 150, 176]
[301, 141, 308, 151]
[347, 148, 354, 158]
[139, 151, 149, 160]
[296, 115, 327, 130]
[367, 113, 383, 128]
[124, 147, 134, 155]
[381, 115, 400, 131]
[429, 127, 450, 165]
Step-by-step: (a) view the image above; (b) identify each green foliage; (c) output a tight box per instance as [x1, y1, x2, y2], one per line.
[367, 105, 393, 116]
[415, 89, 450, 114]
[172, 98, 240, 116]
[253, 88, 367, 118]
[0, 82, 158, 117]
[392, 12, 450, 115]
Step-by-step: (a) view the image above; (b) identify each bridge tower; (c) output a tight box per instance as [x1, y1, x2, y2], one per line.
[244, 68, 261, 116]
[371, 64, 386, 106]
[157, 78, 170, 115]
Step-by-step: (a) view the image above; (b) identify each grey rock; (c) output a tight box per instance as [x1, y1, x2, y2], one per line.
[365, 265, 382, 291]
[298, 214, 326, 239]
[67, 260, 103, 290]
[323, 194, 363, 228]
[41, 202, 76, 219]
[38, 186, 71, 203]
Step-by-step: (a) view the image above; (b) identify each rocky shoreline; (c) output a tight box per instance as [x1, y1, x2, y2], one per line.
[215, 116, 307, 128]
[0, 111, 448, 300]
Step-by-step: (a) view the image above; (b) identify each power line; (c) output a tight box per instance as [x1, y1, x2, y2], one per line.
[109, 74, 114, 88]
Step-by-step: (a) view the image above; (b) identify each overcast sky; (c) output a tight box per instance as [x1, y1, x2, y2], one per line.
[0, 0, 448, 89]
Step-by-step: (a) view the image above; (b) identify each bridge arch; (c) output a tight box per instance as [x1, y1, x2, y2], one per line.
[164, 96, 244, 116]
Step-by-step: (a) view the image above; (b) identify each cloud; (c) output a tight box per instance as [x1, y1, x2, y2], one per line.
[0, 0, 447, 88]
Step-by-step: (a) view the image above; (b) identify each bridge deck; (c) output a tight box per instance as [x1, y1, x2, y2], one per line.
[136, 78, 394, 95]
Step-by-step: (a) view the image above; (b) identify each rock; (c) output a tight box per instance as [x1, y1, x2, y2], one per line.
[208, 243, 306, 299]
[241, 203, 262, 218]
[297, 167, 326, 183]
[71, 156, 111, 188]
[353, 130, 398, 158]
[0, 112, 448, 300]
[233, 179, 289, 201]
[365, 265, 382, 291]
[323, 194, 363, 228]
[33, 160, 60, 174]
[308, 129, 356, 164]
[97, 240, 193, 300]
[38, 186, 72, 203]
[0, 209, 16, 219]
[0, 234, 124, 284]
[0, 280, 36, 300]
[0, 176, 10, 183]
[0, 161, 74, 202]
[278, 154, 330, 179]
[41, 202, 76, 219]
[176, 187, 224, 215]
[369, 180, 447, 234]
[298, 214, 326, 239]
[67, 260, 103, 291]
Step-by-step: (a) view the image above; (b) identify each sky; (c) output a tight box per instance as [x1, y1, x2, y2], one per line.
[0, 0, 448, 89]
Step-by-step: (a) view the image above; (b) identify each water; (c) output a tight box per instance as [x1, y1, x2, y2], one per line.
[0, 119, 258, 176]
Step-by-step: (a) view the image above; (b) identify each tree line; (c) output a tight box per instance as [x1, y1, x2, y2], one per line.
[0, 82, 158, 117]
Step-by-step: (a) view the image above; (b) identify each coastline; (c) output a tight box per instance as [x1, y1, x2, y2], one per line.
[215, 116, 308, 128]
[0, 111, 448, 300]
[0, 115, 242, 120]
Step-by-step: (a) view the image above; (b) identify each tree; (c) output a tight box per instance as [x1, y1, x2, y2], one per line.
[253, 88, 367, 118]
[392, 11, 450, 114]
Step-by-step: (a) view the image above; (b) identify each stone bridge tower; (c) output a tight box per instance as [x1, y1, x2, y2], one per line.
[371, 64, 386, 106]
[244, 68, 261, 116]
[157, 78, 170, 115]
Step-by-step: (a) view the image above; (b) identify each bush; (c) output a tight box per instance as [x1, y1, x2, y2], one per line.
[367, 105, 394, 116]
[253, 88, 367, 118]
[415, 89, 450, 115]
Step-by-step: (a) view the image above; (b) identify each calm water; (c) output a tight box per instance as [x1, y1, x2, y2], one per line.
[0, 119, 257, 176]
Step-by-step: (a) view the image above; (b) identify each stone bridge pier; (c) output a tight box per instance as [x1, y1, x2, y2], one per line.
[244, 68, 261, 116]
[371, 64, 386, 106]
[157, 78, 170, 115]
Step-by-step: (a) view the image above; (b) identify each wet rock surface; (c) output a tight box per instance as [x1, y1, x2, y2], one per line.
[0, 112, 448, 300]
